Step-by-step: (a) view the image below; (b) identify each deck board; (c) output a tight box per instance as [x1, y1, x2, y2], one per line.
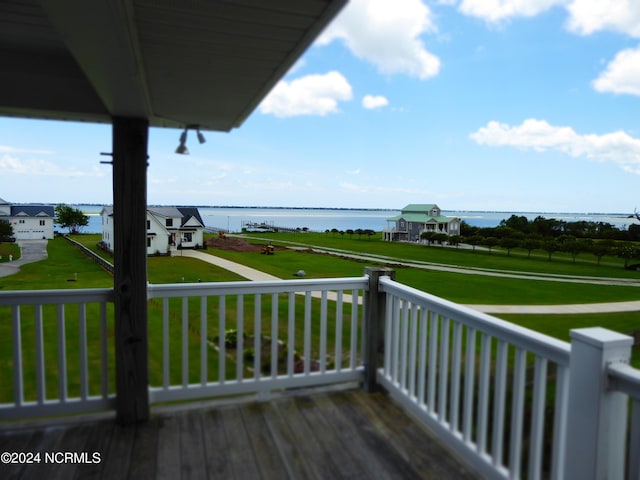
[0, 388, 481, 479]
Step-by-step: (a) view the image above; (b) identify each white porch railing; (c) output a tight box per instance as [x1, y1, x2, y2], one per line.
[375, 275, 639, 480]
[146, 277, 368, 404]
[0, 288, 115, 420]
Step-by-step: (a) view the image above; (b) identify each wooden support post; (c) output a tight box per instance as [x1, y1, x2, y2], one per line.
[363, 267, 395, 392]
[112, 117, 150, 424]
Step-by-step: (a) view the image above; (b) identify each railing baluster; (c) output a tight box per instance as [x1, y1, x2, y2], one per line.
[462, 327, 476, 444]
[335, 290, 343, 372]
[383, 293, 394, 379]
[629, 398, 640, 480]
[450, 320, 463, 432]
[427, 311, 438, 412]
[79, 303, 89, 401]
[417, 307, 428, 406]
[201, 296, 208, 386]
[400, 299, 409, 391]
[12, 305, 24, 407]
[57, 304, 67, 402]
[219, 295, 226, 383]
[287, 293, 295, 377]
[408, 303, 418, 399]
[350, 289, 358, 370]
[528, 357, 548, 480]
[304, 292, 311, 374]
[162, 298, 170, 389]
[476, 333, 491, 454]
[182, 297, 188, 387]
[391, 295, 401, 385]
[271, 293, 278, 378]
[254, 294, 262, 380]
[34, 304, 45, 405]
[551, 364, 569, 480]
[509, 347, 527, 477]
[438, 316, 450, 423]
[237, 295, 244, 382]
[492, 340, 508, 467]
[320, 290, 327, 374]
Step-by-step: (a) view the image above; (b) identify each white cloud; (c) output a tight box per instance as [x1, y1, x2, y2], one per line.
[565, 0, 640, 37]
[317, 0, 441, 79]
[362, 95, 389, 109]
[0, 154, 103, 177]
[592, 45, 640, 95]
[470, 118, 640, 174]
[0, 145, 53, 155]
[451, 0, 640, 37]
[457, 0, 565, 23]
[259, 71, 353, 118]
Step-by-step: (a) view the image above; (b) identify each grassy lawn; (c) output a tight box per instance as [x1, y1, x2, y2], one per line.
[202, 239, 640, 305]
[0, 242, 20, 262]
[240, 231, 639, 278]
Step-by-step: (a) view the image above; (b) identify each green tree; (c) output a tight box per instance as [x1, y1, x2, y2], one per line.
[590, 241, 612, 266]
[55, 204, 89, 234]
[500, 237, 520, 257]
[0, 220, 14, 240]
[481, 236, 499, 254]
[448, 235, 462, 248]
[541, 239, 560, 261]
[521, 238, 541, 258]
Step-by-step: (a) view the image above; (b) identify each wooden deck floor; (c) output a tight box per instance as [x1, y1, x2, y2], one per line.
[0, 388, 479, 479]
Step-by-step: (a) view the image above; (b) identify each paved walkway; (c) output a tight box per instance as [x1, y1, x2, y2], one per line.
[180, 249, 280, 281]
[181, 248, 640, 315]
[0, 240, 48, 278]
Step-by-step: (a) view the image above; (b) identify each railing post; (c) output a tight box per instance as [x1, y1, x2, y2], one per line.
[564, 327, 632, 480]
[363, 267, 395, 392]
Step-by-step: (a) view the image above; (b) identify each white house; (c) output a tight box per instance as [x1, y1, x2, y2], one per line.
[101, 206, 205, 255]
[0, 198, 55, 240]
[383, 204, 461, 242]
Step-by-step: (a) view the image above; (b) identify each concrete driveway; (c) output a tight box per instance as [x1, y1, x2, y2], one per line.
[0, 240, 48, 278]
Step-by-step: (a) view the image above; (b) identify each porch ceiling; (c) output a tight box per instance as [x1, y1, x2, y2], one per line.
[0, 0, 346, 131]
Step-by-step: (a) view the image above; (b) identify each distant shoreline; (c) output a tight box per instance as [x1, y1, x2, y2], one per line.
[32, 202, 633, 218]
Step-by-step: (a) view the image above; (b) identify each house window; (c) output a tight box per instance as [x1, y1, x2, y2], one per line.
[166, 219, 173, 227]
[147, 238, 151, 248]
[183, 232, 192, 243]
[19, 219, 25, 224]
[40, 220, 45, 226]
[147, 220, 151, 229]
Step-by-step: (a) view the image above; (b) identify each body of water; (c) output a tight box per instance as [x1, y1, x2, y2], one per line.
[76, 205, 636, 235]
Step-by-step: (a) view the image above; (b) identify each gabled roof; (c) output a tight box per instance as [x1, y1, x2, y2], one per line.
[402, 204, 439, 213]
[0, 0, 347, 132]
[177, 208, 204, 228]
[148, 207, 182, 218]
[10, 205, 55, 217]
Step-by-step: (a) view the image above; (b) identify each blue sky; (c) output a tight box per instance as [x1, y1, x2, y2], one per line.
[1, 0, 639, 213]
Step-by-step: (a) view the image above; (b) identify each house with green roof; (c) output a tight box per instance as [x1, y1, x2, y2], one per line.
[384, 204, 461, 242]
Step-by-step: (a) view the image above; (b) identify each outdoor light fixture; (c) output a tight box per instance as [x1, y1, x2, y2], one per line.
[175, 126, 206, 154]
[175, 127, 189, 155]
